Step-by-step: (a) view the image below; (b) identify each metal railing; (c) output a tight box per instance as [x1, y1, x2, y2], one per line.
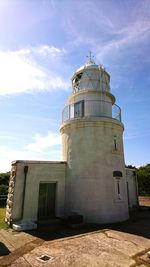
[62, 100, 121, 123]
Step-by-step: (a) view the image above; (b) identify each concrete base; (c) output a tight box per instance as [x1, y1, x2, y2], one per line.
[12, 221, 37, 231]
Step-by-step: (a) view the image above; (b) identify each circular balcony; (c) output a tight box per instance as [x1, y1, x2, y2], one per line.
[62, 100, 122, 123]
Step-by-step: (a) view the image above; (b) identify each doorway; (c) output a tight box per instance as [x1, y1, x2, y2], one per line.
[38, 182, 56, 220]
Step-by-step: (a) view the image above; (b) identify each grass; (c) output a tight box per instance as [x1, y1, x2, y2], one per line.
[0, 208, 9, 229]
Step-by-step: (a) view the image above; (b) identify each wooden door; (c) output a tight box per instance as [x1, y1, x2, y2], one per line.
[38, 183, 56, 220]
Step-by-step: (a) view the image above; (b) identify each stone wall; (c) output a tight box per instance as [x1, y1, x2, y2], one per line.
[5, 165, 17, 224]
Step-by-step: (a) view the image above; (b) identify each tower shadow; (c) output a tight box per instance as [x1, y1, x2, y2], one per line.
[26, 206, 150, 241]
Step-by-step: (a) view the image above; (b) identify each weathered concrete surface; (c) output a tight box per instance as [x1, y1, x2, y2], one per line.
[1, 229, 150, 267]
[0, 229, 37, 251]
[0, 229, 43, 266]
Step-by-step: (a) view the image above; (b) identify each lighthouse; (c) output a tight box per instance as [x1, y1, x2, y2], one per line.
[6, 55, 139, 231]
[60, 55, 129, 223]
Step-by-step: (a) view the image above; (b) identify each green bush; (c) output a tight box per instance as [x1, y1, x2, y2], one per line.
[137, 164, 150, 196]
[0, 184, 8, 195]
[0, 172, 10, 195]
[0, 172, 10, 186]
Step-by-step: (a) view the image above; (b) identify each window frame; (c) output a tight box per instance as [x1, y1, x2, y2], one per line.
[74, 100, 84, 118]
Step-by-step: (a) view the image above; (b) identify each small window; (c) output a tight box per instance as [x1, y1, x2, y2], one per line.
[73, 72, 83, 92]
[113, 171, 122, 177]
[75, 73, 83, 83]
[74, 101, 84, 118]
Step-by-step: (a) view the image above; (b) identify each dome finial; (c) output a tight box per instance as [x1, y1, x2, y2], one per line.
[86, 51, 95, 64]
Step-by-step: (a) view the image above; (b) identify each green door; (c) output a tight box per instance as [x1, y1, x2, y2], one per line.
[38, 183, 56, 220]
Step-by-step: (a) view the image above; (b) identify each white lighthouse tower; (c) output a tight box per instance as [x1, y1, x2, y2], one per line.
[6, 55, 139, 231]
[60, 55, 129, 223]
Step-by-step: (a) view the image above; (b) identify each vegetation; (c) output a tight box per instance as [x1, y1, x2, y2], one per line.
[0, 172, 10, 208]
[0, 208, 9, 229]
[0, 173, 10, 228]
[126, 165, 136, 169]
[126, 164, 150, 196]
[137, 164, 150, 196]
[0, 172, 10, 196]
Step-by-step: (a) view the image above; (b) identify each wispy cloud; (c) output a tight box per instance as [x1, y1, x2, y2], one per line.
[124, 130, 150, 140]
[96, 20, 150, 60]
[62, 0, 150, 63]
[0, 45, 70, 95]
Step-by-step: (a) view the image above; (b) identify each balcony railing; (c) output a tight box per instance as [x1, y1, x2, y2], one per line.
[62, 100, 122, 123]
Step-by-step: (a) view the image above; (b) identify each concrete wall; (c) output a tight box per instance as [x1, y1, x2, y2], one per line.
[9, 161, 66, 223]
[68, 90, 115, 105]
[60, 117, 129, 223]
[126, 168, 139, 208]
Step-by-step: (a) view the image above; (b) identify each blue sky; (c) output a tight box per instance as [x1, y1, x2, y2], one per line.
[0, 0, 150, 172]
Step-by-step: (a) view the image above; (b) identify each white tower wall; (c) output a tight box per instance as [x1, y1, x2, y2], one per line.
[61, 118, 128, 223]
[60, 59, 129, 223]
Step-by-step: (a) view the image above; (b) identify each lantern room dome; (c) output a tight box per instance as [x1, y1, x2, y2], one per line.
[72, 59, 110, 94]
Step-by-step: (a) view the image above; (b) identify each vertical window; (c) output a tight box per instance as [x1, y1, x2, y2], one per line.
[117, 181, 120, 194]
[116, 178, 121, 200]
[114, 135, 117, 151]
[113, 171, 123, 201]
[74, 101, 84, 118]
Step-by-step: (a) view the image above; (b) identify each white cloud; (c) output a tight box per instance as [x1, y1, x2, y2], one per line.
[0, 131, 61, 172]
[0, 45, 69, 95]
[26, 132, 61, 152]
[33, 45, 66, 57]
[16, 45, 66, 57]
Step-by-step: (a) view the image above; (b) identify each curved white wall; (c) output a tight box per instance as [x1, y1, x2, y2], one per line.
[60, 118, 129, 223]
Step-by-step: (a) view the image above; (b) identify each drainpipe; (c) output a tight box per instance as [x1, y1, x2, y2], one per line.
[126, 181, 130, 209]
[20, 165, 28, 221]
[135, 171, 139, 206]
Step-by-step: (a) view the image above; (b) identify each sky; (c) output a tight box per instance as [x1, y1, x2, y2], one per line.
[0, 0, 150, 172]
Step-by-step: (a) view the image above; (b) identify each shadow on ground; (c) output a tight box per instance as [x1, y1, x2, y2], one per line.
[0, 242, 10, 256]
[26, 206, 150, 241]
[110, 206, 150, 238]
